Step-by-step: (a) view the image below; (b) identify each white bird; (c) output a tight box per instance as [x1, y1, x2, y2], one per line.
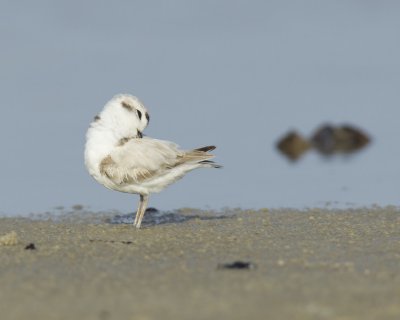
[84, 94, 221, 228]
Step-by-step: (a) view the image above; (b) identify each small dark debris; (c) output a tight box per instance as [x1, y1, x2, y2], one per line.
[89, 239, 133, 245]
[25, 243, 36, 250]
[218, 261, 256, 270]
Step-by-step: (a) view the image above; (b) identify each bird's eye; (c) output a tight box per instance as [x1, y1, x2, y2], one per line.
[137, 110, 142, 120]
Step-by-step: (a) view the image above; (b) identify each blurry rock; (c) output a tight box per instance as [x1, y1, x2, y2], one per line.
[337, 125, 371, 152]
[276, 131, 311, 161]
[311, 124, 370, 155]
[310, 125, 335, 154]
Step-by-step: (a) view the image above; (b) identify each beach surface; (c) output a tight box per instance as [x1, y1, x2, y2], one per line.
[0, 207, 399, 320]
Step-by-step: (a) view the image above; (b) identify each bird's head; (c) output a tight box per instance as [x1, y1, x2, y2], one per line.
[99, 94, 150, 138]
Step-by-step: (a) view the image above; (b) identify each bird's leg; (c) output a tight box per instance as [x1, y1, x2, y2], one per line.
[133, 195, 144, 226]
[135, 194, 149, 229]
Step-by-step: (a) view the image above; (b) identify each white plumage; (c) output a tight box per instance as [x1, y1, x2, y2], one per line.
[84, 94, 220, 228]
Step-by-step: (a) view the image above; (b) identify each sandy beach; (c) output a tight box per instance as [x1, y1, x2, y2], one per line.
[0, 207, 399, 320]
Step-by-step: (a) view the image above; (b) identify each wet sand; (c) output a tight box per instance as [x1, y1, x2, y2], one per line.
[0, 207, 399, 320]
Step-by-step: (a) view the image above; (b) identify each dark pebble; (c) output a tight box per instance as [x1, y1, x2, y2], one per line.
[25, 243, 36, 250]
[218, 261, 256, 270]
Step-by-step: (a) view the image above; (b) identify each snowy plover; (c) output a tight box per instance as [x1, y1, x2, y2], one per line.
[84, 94, 220, 228]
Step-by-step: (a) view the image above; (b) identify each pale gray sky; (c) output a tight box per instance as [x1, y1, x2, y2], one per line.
[1, 1, 400, 215]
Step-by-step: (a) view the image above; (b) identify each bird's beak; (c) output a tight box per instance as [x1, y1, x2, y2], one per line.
[137, 130, 143, 138]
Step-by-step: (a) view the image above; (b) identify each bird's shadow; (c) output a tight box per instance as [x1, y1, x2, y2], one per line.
[106, 208, 232, 226]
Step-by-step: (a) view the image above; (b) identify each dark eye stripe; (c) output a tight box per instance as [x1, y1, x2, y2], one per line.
[137, 110, 142, 120]
[145, 112, 150, 122]
[121, 101, 133, 111]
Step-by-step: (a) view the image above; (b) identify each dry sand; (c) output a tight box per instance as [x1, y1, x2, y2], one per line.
[0, 207, 399, 320]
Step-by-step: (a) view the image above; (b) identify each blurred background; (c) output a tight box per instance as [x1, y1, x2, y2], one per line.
[1, 1, 399, 215]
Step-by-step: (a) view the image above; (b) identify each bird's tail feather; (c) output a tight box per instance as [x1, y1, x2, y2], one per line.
[194, 145, 216, 152]
[181, 146, 221, 168]
[198, 160, 223, 168]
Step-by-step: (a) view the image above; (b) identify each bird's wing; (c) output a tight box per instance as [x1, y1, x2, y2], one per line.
[100, 137, 214, 185]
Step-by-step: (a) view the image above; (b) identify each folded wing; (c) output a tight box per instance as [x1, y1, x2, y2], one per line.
[100, 137, 216, 185]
